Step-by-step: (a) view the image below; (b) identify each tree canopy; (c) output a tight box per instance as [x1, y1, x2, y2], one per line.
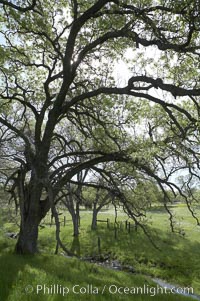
[0, 0, 200, 254]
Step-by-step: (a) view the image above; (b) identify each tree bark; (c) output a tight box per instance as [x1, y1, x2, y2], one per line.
[15, 217, 40, 254]
[91, 203, 98, 230]
[65, 191, 80, 237]
[15, 174, 50, 254]
[70, 237, 80, 257]
[72, 213, 79, 237]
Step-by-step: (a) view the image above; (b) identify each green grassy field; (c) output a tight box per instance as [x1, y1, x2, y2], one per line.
[0, 203, 200, 301]
[0, 253, 195, 301]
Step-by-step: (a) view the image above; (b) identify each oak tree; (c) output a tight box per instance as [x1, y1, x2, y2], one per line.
[0, 0, 200, 254]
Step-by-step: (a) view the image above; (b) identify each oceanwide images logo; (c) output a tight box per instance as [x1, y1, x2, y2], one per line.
[25, 283, 194, 297]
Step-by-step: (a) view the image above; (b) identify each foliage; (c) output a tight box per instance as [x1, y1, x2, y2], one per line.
[0, 0, 200, 253]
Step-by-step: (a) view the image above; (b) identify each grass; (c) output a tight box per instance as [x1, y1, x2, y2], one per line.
[0, 203, 200, 300]
[0, 254, 195, 301]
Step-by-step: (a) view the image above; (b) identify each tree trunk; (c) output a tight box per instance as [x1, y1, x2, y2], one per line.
[15, 175, 50, 254]
[70, 237, 80, 256]
[15, 216, 40, 254]
[91, 203, 98, 230]
[72, 214, 79, 237]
